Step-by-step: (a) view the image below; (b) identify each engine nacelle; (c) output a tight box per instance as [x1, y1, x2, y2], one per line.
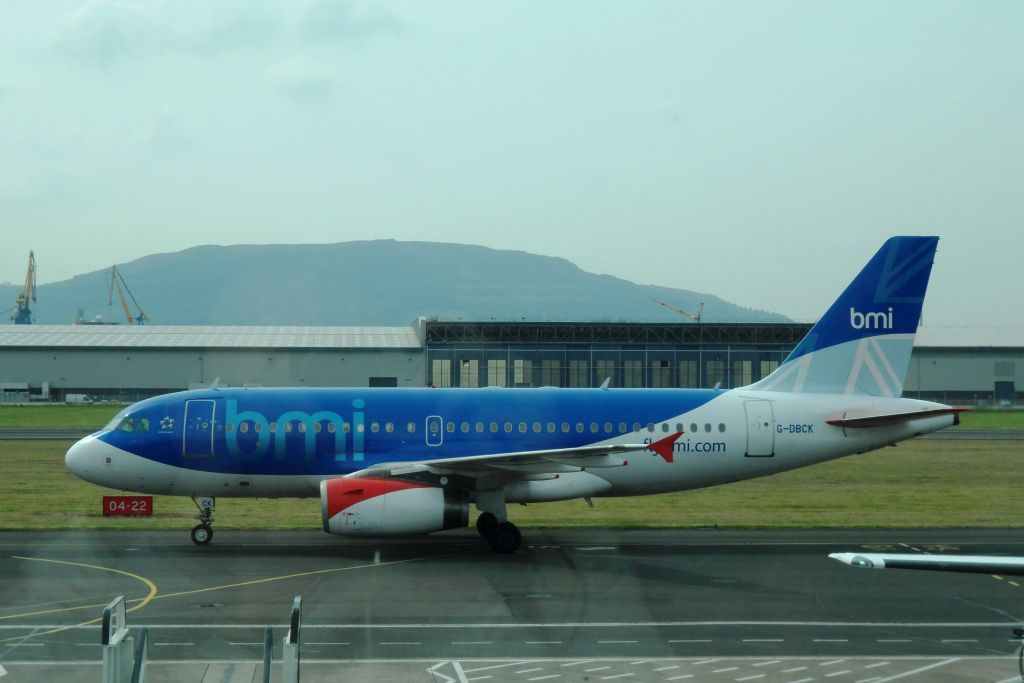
[321, 477, 469, 536]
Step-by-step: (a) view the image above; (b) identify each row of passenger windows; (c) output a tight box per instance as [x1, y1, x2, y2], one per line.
[228, 420, 727, 436]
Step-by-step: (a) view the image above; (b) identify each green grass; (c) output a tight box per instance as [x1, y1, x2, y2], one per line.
[0, 405, 122, 428]
[2, 438, 1021, 531]
[955, 409, 1024, 430]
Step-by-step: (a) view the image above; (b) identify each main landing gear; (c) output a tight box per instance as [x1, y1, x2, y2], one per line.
[190, 496, 216, 545]
[476, 512, 522, 554]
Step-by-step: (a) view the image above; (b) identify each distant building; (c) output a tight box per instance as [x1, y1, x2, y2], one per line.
[0, 320, 1019, 405]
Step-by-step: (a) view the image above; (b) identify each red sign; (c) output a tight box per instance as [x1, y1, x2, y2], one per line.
[102, 496, 153, 517]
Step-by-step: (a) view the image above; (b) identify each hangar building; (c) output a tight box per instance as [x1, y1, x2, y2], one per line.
[0, 321, 1020, 406]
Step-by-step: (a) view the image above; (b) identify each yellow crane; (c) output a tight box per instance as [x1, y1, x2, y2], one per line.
[651, 297, 703, 323]
[107, 265, 149, 325]
[12, 251, 37, 324]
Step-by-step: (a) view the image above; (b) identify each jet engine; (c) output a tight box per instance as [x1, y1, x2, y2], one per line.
[320, 477, 469, 536]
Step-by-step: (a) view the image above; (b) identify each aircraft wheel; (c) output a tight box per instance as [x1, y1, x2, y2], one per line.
[487, 521, 522, 554]
[476, 512, 499, 537]
[191, 524, 213, 545]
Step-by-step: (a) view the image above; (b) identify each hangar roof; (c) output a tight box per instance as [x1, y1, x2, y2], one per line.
[0, 325, 423, 350]
[914, 326, 1024, 349]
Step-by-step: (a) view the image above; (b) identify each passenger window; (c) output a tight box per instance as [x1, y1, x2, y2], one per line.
[327, 422, 335, 434]
[504, 422, 513, 433]
[343, 422, 351, 433]
[633, 422, 641, 433]
[704, 423, 711, 433]
[647, 423, 654, 432]
[576, 423, 584, 433]
[285, 422, 293, 433]
[718, 423, 726, 433]
[370, 422, 379, 433]
[533, 422, 542, 433]
[313, 423, 321, 434]
[519, 422, 527, 433]
[475, 422, 484, 433]
[690, 423, 698, 433]
[446, 421, 455, 433]
[269, 422, 276, 433]
[490, 422, 498, 433]
[461, 422, 470, 433]
[589, 422, 598, 433]
[225, 422, 234, 433]
[662, 423, 670, 433]
[356, 423, 364, 433]
[604, 422, 612, 433]
[619, 422, 627, 433]
[562, 422, 570, 433]
[386, 422, 394, 433]
[547, 422, 555, 433]
[407, 422, 415, 433]
[675, 423, 683, 432]
[298, 422, 307, 433]
[239, 422, 249, 434]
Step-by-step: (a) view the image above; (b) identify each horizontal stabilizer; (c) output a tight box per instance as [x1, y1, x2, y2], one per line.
[826, 407, 967, 429]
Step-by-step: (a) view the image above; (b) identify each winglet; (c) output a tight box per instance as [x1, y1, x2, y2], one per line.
[648, 432, 683, 463]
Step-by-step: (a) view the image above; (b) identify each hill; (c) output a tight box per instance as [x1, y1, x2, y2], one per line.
[2, 241, 788, 326]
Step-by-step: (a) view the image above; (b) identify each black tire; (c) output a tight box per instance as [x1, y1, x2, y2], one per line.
[475, 512, 499, 537]
[191, 524, 213, 545]
[487, 521, 522, 554]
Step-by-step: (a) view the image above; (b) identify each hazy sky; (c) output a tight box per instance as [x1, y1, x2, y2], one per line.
[1, 1, 1021, 325]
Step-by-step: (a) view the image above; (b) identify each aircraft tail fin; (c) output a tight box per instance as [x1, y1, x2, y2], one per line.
[750, 236, 938, 396]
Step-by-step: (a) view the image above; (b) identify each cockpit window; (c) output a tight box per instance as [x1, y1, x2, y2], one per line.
[113, 416, 150, 433]
[104, 409, 130, 431]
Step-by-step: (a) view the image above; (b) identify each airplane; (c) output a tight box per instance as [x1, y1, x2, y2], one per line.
[830, 552, 1024, 576]
[65, 236, 964, 553]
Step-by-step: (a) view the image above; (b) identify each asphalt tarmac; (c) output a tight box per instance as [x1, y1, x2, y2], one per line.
[1, 528, 1023, 682]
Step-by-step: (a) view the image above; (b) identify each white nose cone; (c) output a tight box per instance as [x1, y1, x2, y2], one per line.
[66, 435, 100, 483]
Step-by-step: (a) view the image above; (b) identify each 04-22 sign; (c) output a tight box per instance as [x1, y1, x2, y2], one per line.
[102, 496, 153, 517]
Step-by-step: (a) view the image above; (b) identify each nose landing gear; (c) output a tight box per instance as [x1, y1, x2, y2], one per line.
[190, 496, 216, 545]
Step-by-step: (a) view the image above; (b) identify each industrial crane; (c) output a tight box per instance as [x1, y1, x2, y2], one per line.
[12, 251, 37, 324]
[108, 265, 149, 325]
[651, 297, 703, 323]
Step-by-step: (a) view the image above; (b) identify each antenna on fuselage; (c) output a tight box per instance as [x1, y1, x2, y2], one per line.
[599, 377, 611, 390]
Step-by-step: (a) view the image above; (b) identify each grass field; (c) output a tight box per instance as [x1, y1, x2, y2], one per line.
[1, 438, 1020, 531]
[0, 404, 1022, 429]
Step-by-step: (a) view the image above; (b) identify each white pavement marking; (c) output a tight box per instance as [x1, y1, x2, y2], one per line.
[713, 667, 739, 673]
[743, 639, 783, 643]
[600, 675, 634, 680]
[526, 642, 563, 645]
[5, 620, 1016, 629]
[0, 665, 5, 678]
[870, 658, 960, 682]
[560, 661, 591, 667]
[462, 662, 529, 673]
[820, 659, 846, 666]
[825, 671, 852, 678]
[452, 642, 493, 646]
[666, 677, 694, 681]
[752, 660, 781, 667]
[653, 665, 680, 671]
[598, 640, 637, 644]
[864, 662, 890, 668]
[529, 676, 560, 682]
[736, 676, 766, 681]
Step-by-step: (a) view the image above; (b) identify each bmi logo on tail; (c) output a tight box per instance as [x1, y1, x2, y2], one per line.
[849, 307, 894, 330]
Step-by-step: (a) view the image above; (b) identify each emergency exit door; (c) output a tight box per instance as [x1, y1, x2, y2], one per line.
[744, 400, 775, 457]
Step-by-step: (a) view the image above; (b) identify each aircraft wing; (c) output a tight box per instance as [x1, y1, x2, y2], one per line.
[346, 431, 682, 480]
[826, 407, 967, 429]
[830, 552, 1024, 576]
